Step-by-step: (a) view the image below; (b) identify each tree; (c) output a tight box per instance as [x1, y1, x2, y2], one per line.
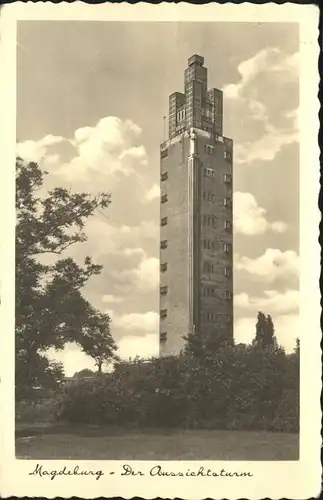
[16, 352, 65, 399]
[80, 310, 119, 372]
[182, 331, 204, 359]
[253, 311, 278, 349]
[73, 369, 95, 379]
[16, 158, 112, 392]
[183, 328, 230, 361]
[294, 337, 300, 356]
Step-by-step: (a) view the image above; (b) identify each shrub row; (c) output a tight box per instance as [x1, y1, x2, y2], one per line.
[55, 345, 299, 433]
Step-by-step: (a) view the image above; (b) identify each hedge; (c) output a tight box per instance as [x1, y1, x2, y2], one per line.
[54, 345, 299, 432]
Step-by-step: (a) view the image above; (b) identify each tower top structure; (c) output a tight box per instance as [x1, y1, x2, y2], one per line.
[168, 54, 223, 140]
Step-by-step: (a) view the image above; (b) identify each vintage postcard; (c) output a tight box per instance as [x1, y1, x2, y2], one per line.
[0, 2, 321, 499]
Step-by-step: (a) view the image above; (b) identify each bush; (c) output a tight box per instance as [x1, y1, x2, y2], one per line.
[53, 346, 299, 433]
[271, 389, 299, 433]
[16, 397, 58, 424]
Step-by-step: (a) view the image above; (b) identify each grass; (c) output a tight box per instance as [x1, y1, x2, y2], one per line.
[16, 424, 299, 460]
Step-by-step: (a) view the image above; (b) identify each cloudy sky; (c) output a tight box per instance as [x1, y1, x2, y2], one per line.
[17, 21, 299, 375]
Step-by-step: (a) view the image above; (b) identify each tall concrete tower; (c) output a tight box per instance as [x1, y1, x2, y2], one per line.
[159, 54, 233, 356]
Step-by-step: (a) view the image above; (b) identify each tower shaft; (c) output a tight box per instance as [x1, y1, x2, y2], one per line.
[159, 55, 233, 356]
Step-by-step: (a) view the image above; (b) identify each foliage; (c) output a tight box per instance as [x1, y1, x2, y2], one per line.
[253, 311, 278, 349]
[73, 369, 95, 379]
[56, 341, 299, 433]
[80, 310, 118, 372]
[15, 158, 114, 394]
[16, 353, 65, 400]
[183, 327, 231, 360]
[16, 397, 58, 424]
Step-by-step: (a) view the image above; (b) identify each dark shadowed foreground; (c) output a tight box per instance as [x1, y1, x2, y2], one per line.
[16, 425, 299, 460]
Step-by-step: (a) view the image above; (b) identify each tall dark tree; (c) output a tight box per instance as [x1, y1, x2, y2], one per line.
[80, 310, 118, 372]
[294, 337, 300, 356]
[183, 328, 230, 360]
[182, 331, 204, 359]
[253, 311, 278, 349]
[16, 158, 112, 392]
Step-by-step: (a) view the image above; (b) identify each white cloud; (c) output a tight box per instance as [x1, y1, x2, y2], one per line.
[116, 255, 159, 293]
[70, 217, 158, 261]
[235, 248, 299, 283]
[119, 220, 159, 241]
[146, 183, 160, 202]
[234, 313, 299, 353]
[271, 221, 288, 233]
[58, 117, 148, 185]
[101, 294, 124, 304]
[234, 117, 298, 165]
[234, 289, 299, 315]
[233, 192, 287, 235]
[120, 247, 146, 258]
[223, 48, 299, 164]
[117, 333, 159, 361]
[17, 117, 149, 192]
[118, 145, 148, 165]
[223, 48, 299, 102]
[47, 343, 96, 377]
[16, 135, 64, 164]
[112, 311, 159, 335]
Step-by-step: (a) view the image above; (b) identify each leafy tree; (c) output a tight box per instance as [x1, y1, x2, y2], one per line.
[253, 311, 278, 349]
[182, 331, 204, 359]
[294, 337, 300, 356]
[183, 328, 231, 360]
[16, 352, 65, 399]
[16, 158, 112, 392]
[73, 369, 95, 379]
[80, 310, 118, 372]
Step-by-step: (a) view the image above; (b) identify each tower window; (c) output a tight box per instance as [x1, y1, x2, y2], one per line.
[223, 243, 231, 254]
[177, 109, 185, 122]
[161, 194, 168, 203]
[160, 332, 168, 343]
[204, 262, 215, 273]
[224, 173, 232, 184]
[225, 314, 232, 323]
[161, 217, 168, 226]
[224, 150, 232, 162]
[160, 240, 168, 249]
[160, 286, 168, 295]
[224, 290, 232, 300]
[224, 220, 232, 231]
[202, 239, 215, 251]
[205, 145, 214, 155]
[203, 215, 216, 227]
[203, 191, 215, 202]
[160, 263, 168, 272]
[207, 312, 217, 322]
[161, 149, 168, 159]
[161, 172, 168, 181]
[203, 286, 216, 297]
[223, 197, 231, 207]
[224, 267, 231, 277]
[160, 309, 168, 319]
[205, 168, 215, 179]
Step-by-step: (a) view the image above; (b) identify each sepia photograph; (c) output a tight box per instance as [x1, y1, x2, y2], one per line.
[15, 19, 301, 461]
[0, 2, 320, 499]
